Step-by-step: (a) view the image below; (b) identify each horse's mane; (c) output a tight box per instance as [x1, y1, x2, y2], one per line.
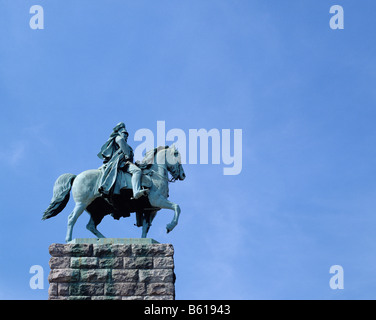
[141, 146, 169, 164]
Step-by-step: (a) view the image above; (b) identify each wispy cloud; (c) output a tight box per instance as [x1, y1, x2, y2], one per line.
[0, 141, 26, 167]
[9, 142, 26, 165]
[0, 123, 52, 168]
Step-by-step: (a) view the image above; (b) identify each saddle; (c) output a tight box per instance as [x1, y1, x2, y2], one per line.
[115, 166, 153, 193]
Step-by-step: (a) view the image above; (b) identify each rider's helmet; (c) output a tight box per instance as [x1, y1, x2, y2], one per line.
[113, 122, 128, 137]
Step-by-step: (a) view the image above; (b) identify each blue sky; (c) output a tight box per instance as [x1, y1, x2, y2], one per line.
[1, 0, 376, 299]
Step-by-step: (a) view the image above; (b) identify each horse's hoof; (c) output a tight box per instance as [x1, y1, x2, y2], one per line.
[166, 223, 175, 233]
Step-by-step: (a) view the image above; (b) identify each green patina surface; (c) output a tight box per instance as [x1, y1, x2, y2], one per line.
[68, 238, 160, 245]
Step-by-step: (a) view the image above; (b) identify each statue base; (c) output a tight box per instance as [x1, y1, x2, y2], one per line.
[48, 238, 175, 300]
[68, 238, 160, 244]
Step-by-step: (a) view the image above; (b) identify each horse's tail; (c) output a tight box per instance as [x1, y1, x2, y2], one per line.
[42, 173, 76, 220]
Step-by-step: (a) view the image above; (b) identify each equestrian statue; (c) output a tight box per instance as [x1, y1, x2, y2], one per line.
[42, 122, 186, 242]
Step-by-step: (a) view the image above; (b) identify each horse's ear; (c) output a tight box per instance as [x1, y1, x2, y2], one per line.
[170, 143, 176, 150]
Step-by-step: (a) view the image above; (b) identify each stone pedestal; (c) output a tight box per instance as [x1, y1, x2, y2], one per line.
[48, 239, 175, 300]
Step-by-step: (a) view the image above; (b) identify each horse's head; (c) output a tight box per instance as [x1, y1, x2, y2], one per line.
[165, 144, 186, 181]
[142, 145, 186, 181]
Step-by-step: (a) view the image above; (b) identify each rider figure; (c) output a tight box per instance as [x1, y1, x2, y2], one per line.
[97, 122, 149, 200]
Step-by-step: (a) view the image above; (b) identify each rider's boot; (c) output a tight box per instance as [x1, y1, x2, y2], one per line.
[134, 188, 149, 199]
[131, 169, 149, 199]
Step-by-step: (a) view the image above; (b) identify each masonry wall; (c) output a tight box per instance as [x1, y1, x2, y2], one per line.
[48, 242, 175, 300]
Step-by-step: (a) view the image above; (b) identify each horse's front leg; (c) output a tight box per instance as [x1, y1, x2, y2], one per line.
[149, 194, 181, 233]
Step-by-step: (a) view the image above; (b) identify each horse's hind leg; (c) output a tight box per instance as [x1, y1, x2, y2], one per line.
[86, 216, 105, 239]
[141, 212, 152, 238]
[141, 217, 148, 238]
[141, 211, 158, 238]
[65, 202, 86, 243]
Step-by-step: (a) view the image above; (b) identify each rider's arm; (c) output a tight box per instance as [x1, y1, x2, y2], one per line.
[115, 135, 132, 161]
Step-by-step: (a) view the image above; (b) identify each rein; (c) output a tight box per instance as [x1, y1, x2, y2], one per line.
[149, 149, 179, 183]
[149, 166, 177, 183]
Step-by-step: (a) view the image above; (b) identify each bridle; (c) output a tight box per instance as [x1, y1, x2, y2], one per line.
[151, 148, 181, 183]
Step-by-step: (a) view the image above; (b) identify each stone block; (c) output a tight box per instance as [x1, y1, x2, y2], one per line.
[49, 257, 70, 269]
[123, 257, 153, 269]
[121, 296, 146, 300]
[58, 283, 69, 296]
[112, 269, 139, 282]
[93, 244, 132, 257]
[131, 244, 174, 257]
[139, 269, 174, 283]
[111, 244, 132, 257]
[69, 283, 105, 296]
[80, 269, 111, 282]
[146, 283, 175, 296]
[48, 283, 57, 296]
[105, 283, 146, 296]
[153, 256, 174, 269]
[48, 269, 80, 283]
[144, 295, 174, 300]
[70, 257, 98, 269]
[98, 257, 123, 269]
[49, 243, 93, 257]
[91, 296, 123, 300]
